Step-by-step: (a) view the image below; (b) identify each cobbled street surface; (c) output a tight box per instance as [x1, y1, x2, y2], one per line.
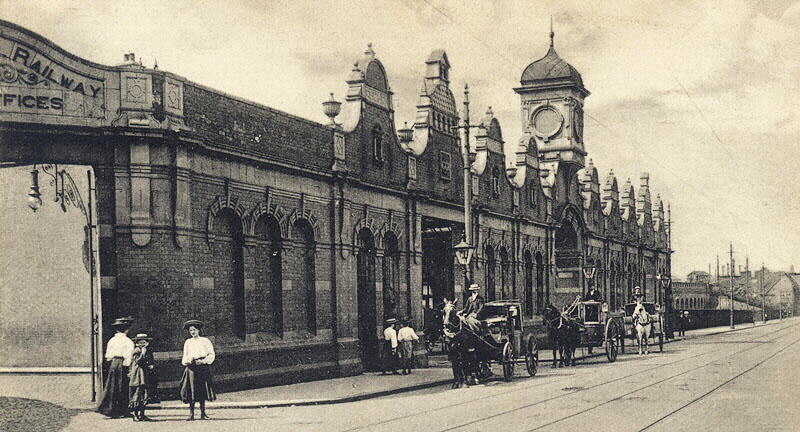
[4, 320, 799, 432]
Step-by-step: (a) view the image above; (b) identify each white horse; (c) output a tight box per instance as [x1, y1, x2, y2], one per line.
[633, 302, 652, 355]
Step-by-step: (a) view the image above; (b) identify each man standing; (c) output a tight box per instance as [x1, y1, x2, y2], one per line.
[381, 318, 400, 375]
[461, 283, 485, 334]
[585, 284, 603, 302]
[629, 286, 643, 303]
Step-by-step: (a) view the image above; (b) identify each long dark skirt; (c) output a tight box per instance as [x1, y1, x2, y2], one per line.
[96, 357, 130, 417]
[180, 364, 216, 403]
[381, 340, 398, 372]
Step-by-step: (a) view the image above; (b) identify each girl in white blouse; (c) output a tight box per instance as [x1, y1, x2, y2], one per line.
[179, 319, 216, 421]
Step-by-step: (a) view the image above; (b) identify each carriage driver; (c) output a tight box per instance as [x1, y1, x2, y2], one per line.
[630, 286, 643, 303]
[460, 283, 485, 335]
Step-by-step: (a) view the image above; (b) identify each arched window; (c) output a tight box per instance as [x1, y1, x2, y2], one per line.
[492, 167, 500, 198]
[524, 251, 533, 317]
[212, 208, 246, 340]
[254, 215, 283, 336]
[289, 219, 316, 334]
[499, 247, 510, 299]
[485, 246, 496, 302]
[372, 125, 384, 163]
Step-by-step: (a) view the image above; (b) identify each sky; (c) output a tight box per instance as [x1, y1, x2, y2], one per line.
[2, 0, 799, 279]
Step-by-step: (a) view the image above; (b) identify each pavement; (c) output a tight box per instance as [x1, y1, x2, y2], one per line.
[0, 318, 790, 431]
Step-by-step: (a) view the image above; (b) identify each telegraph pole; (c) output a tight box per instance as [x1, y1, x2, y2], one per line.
[760, 262, 765, 323]
[746, 256, 753, 325]
[729, 243, 735, 329]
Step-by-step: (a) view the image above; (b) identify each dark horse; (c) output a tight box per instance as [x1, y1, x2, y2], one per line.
[441, 299, 493, 388]
[542, 303, 580, 367]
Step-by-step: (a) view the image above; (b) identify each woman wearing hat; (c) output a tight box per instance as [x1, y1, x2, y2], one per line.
[180, 320, 216, 421]
[128, 333, 156, 421]
[96, 317, 135, 418]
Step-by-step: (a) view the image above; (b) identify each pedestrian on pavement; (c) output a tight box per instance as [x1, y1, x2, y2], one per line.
[677, 312, 687, 336]
[397, 319, 419, 375]
[97, 317, 135, 418]
[180, 320, 216, 421]
[128, 333, 156, 421]
[381, 318, 400, 375]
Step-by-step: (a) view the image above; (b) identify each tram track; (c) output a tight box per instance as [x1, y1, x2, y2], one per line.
[519, 330, 800, 432]
[636, 331, 800, 431]
[342, 321, 800, 432]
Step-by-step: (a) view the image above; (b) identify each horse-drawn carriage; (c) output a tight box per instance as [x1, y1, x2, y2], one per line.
[442, 299, 538, 385]
[544, 297, 624, 366]
[621, 301, 665, 354]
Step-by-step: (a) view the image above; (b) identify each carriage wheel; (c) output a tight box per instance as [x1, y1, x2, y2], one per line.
[605, 327, 619, 362]
[502, 342, 515, 382]
[525, 342, 538, 377]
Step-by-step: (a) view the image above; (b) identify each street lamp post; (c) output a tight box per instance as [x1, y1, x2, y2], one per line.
[657, 273, 672, 336]
[27, 164, 99, 402]
[450, 84, 485, 296]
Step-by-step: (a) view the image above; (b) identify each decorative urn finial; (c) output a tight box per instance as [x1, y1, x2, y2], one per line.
[322, 92, 341, 126]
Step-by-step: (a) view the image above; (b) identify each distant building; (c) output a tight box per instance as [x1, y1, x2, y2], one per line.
[686, 271, 710, 284]
[764, 273, 799, 316]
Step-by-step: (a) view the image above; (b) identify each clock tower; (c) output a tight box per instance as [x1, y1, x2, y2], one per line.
[514, 30, 589, 169]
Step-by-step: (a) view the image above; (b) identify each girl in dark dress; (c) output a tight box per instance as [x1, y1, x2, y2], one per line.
[128, 333, 156, 421]
[179, 320, 216, 421]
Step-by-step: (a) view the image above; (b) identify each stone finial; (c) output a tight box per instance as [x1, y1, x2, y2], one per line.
[365, 43, 375, 57]
[640, 172, 650, 187]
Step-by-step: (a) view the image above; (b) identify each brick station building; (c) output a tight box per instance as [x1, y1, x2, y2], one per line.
[0, 20, 671, 394]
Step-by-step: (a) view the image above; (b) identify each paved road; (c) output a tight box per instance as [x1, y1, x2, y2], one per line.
[61, 320, 799, 432]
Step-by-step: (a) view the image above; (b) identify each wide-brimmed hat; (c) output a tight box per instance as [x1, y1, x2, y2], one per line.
[111, 317, 132, 328]
[132, 333, 153, 342]
[183, 319, 204, 330]
[385, 318, 397, 324]
[467, 283, 481, 291]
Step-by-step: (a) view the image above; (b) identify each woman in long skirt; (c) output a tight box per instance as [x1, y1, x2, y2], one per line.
[96, 317, 135, 418]
[179, 319, 216, 421]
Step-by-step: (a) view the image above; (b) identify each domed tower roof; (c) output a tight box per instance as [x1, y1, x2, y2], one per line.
[518, 30, 588, 96]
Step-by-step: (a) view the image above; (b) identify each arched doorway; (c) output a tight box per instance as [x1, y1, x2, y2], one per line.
[554, 207, 583, 304]
[382, 233, 401, 321]
[212, 208, 246, 340]
[356, 228, 379, 370]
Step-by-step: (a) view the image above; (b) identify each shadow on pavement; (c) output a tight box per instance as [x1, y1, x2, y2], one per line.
[0, 397, 84, 432]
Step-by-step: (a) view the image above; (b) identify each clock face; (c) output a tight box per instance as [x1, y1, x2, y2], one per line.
[531, 106, 563, 139]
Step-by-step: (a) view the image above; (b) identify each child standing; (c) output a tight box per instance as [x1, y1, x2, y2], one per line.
[397, 319, 419, 375]
[128, 333, 156, 421]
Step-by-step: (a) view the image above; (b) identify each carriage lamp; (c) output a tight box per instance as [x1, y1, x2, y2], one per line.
[657, 274, 671, 289]
[602, 302, 609, 313]
[582, 259, 597, 280]
[453, 236, 475, 267]
[27, 168, 43, 212]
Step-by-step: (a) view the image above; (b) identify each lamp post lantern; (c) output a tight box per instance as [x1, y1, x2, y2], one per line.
[582, 258, 597, 296]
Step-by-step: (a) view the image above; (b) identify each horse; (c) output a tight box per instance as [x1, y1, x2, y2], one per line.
[632, 302, 652, 355]
[441, 299, 488, 388]
[542, 304, 580, 367]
